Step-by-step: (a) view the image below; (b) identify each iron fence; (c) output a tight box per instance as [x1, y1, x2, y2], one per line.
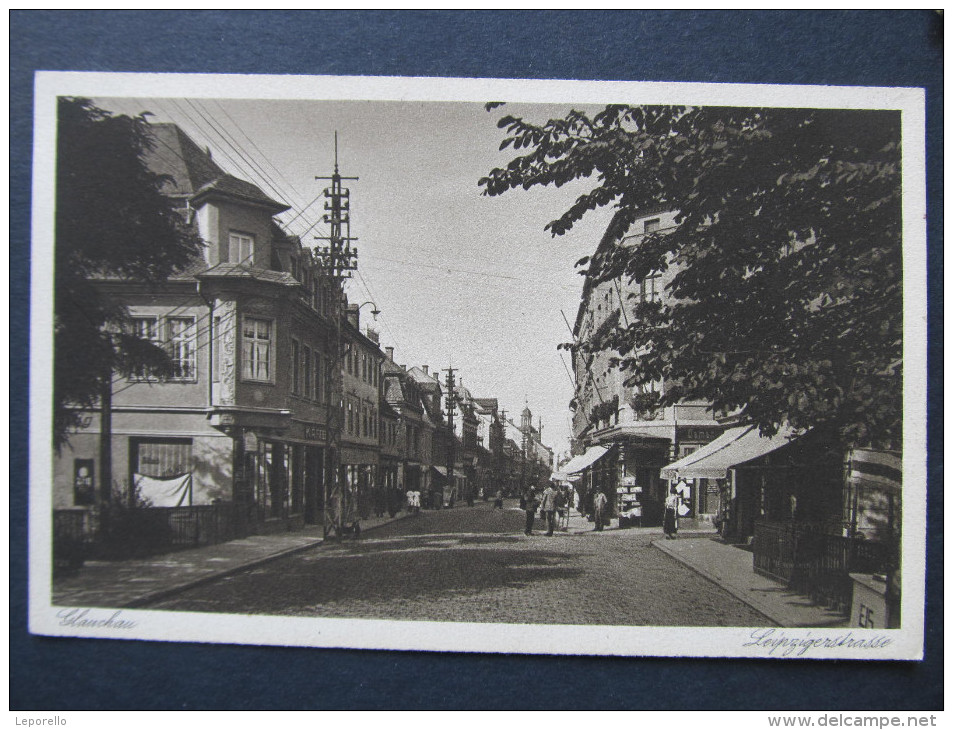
[753, 519, 892, 612]
[53, 502, 253, 567]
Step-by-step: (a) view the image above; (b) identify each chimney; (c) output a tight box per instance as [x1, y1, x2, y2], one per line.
[385, 347, 394, 361]
[422, 365, 429, 375]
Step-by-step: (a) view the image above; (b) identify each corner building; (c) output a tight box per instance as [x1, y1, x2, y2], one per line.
[55, 123, 339, 536]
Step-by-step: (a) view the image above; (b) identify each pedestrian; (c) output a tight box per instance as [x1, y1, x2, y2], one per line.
[494, 489, 504, 510]
[592, 489, 608, 532]
[522, 486, 539, 536]
[540, 481, 559, 536]
[664, 486, 680, 539]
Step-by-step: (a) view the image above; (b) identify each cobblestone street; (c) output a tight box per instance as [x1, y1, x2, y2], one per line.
[149, 502, 767, 626]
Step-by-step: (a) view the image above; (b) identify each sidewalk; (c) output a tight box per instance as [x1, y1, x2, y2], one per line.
[52, 510, 411, 609]
[560, 508, 718, 537]
[653, 536, 850, 628]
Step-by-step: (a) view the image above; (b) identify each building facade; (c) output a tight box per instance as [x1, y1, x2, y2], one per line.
[568, 210, 723, 524]
[55, 123, 339, 535]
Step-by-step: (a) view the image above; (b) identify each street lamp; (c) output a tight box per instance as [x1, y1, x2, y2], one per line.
[356, 301, 381, 320]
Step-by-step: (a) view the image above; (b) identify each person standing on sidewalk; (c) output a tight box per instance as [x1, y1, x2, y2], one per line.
[592, 489, 608, 532]
[540, 482, 559, 536]
[664, 486, 680, 539]
[521, 486, 539, 536]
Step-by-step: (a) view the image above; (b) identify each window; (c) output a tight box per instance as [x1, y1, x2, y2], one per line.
[313, 351, 322, 402]
[242, 317, 273, 381]
[130, 316, 159, 378]
[291, 339, 300, 394]
[347, 398, 355, 435]
[303, 345, 312, 399]
[132, 438, 192, 478]
[167, 317, 196, 380]
[644, 218, 660, 234]
[640, 272, 662, 303]
[228, 232, 254, 264]
[362, 406, 369, 437]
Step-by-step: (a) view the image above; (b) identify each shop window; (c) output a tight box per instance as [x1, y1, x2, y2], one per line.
[228, 232, 254, 264]
[73, 459, 95, 506]
[258, 441, 287, 519]
[167, 317, 196, 380]
[242, 317, 273, 382]
[132, 438, 192, 478]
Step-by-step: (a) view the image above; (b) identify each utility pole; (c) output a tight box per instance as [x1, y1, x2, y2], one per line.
[443, 366, 457, 509]
[99, 363, 113, 506]
[498, 408, 507, 496]
[314, 132, 358, 539]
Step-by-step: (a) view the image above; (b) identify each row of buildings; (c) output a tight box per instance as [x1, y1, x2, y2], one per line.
[53, 122, 553, 550]
[560, 208, 902, 623]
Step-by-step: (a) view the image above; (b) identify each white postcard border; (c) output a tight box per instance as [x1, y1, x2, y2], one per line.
[28, 71, 928, 661]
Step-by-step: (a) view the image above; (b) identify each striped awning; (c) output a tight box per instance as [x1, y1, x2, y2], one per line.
[848, 449, 902, 491]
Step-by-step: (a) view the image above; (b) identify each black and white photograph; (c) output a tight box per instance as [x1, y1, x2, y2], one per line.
[28, 72, 925, 662]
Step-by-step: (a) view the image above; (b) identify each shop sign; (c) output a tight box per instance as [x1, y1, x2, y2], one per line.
[678, 426, 722, 443]
[243, 430, 259, 451]
[304, 424, 328, 442]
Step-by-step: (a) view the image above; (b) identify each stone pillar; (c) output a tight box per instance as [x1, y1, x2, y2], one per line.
[217, 299, 237, 406]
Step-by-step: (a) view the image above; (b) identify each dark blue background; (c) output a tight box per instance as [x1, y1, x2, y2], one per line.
[10, 10, 943, 710]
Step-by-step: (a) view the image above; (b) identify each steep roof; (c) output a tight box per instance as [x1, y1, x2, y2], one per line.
[473, 398, 498, 411]
[407, 366, 441, 391]
[144, 123, 289, 213]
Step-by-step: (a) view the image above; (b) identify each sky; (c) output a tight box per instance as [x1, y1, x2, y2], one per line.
[96, 96, 616, 460]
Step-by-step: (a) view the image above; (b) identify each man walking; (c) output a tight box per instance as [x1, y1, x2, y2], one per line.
[522, 486, 539, 536]
[541, 481, 559, 536]
[592, 489, 608, 532]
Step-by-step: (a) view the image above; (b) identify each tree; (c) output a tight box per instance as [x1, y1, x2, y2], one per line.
[54, 98, 204, 447]
[480, 105, 902, 446]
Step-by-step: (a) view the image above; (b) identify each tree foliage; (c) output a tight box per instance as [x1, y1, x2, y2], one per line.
[480, 105, 902, 446]
[54, 98, 204, 447]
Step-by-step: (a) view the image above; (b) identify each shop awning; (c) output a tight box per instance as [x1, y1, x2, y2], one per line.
[431, 466, 447, 476]
[847, 449, 902, 492]
[562, 445, 610, 474]
[660, 424, 799, 480]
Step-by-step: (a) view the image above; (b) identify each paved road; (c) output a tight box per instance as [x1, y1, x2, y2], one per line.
[149, 501, 766, 626]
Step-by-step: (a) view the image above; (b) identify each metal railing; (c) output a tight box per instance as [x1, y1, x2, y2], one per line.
[53, 503, 253, 567]
[752, 519, 892, 612]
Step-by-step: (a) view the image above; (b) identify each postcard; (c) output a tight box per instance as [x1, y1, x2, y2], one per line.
[29, 71, 926, 660]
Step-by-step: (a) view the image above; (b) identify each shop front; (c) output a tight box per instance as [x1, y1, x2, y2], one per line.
[340, 445, 379, 522]
[562, 445, 613, 519]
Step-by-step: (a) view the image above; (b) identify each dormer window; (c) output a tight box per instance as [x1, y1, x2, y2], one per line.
[228, 232, 254, 265]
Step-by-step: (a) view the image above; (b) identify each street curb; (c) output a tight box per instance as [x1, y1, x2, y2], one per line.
[651, 538, 782, 627]
[123, 511, 413, 609]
